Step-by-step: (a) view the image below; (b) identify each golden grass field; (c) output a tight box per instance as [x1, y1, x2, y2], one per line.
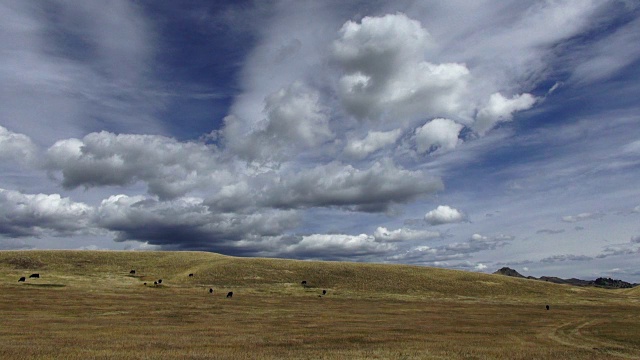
[0, 250, 639, 359]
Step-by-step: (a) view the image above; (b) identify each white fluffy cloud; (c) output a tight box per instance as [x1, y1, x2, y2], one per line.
[424, 205, 465, 225]
[344, 129, 403, 159]
[333, 13, 471, 122]
[225, 82, 333, 161]
[282, 233, 395, 258]
[45, 131, 229, 199]
[0, 188, 94, 237]
[264, 82, 332, 146]
[332, 12, 538, 138]
[414, 118, 464, 154]
[0, 126, 38, 165]
[473, 93, 537, 135]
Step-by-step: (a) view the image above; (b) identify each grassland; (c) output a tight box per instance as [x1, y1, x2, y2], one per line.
[0, 250, 639, 359]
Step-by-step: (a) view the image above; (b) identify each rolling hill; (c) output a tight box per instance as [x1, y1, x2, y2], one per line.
[1, 250, 639, 359]
[0, 250, 632, 303]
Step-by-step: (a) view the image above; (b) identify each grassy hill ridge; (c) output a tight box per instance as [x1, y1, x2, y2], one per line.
[0, 250, 632, 303]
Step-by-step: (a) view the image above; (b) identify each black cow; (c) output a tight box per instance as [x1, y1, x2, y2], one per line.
[322, 290, 327, 295]
[144, 283, 147, 286]
[130, 270, 136, 274]
[209, 288, 213, 294]
[226, 291, 233, 298]
[157, 279, 162, 284]
[29, 273, 39, 278]
[301, 280, 307, 286]
[188, 273, 194, 277]
[18, 277, 25, 282]
[546, 305, 550, 310]
[154, 281, 158, 286]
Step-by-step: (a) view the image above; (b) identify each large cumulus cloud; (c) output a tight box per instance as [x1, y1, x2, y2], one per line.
[95, 194, 299, 253]
[260, 159, 443, 212]
[45, 131, 230, 199]
[0, 188, 94, 237]
[224, 82, 333, 161]
[333, 13, 471, 123]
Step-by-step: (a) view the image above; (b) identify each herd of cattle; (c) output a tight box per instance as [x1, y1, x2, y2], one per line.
[18, 271, 327, 299]
[16, 272, 554, 309]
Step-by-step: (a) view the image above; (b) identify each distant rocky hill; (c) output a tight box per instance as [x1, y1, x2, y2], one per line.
[493, 267, 637, 289]
[493, 267, 526, 278]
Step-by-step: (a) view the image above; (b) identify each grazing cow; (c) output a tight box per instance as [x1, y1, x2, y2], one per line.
[158, 279, 162, 284]
[154, 281, 157, 286]
[301, 280, 307, 286]
[130, 270, 136, 274]
[546, 305, 550, 310]
[18, 277, 26, 282]
[144, 283, 147, 286]
[209, 288, 213, 294]
[188, 273, 194, 277]
[226, 291, 233, 298]
[29, 273, 39, 278]
[322, 290, 327, 295]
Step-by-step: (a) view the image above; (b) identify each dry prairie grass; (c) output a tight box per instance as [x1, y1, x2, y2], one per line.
[0, 250, 638, 359]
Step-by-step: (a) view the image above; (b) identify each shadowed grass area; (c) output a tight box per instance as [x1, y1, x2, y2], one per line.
[1, 250, 639, 359]
[22, 283, 66, 288]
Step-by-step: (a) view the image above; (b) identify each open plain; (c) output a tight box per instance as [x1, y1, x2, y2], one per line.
[1, 250, 639, 359]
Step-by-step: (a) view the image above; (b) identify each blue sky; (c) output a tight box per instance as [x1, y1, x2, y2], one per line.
[1, 0, 639, 281]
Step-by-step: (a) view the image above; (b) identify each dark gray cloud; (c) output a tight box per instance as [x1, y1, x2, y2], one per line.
[94, 194, 299, 253]
[0, 238, 33, 250]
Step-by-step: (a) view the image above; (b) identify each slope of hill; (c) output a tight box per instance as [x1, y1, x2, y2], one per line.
[0, 250, 631, 303]
[1, 251, 639, 359]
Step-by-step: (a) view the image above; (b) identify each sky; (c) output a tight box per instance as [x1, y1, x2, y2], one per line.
[1, 0, 640, 281]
